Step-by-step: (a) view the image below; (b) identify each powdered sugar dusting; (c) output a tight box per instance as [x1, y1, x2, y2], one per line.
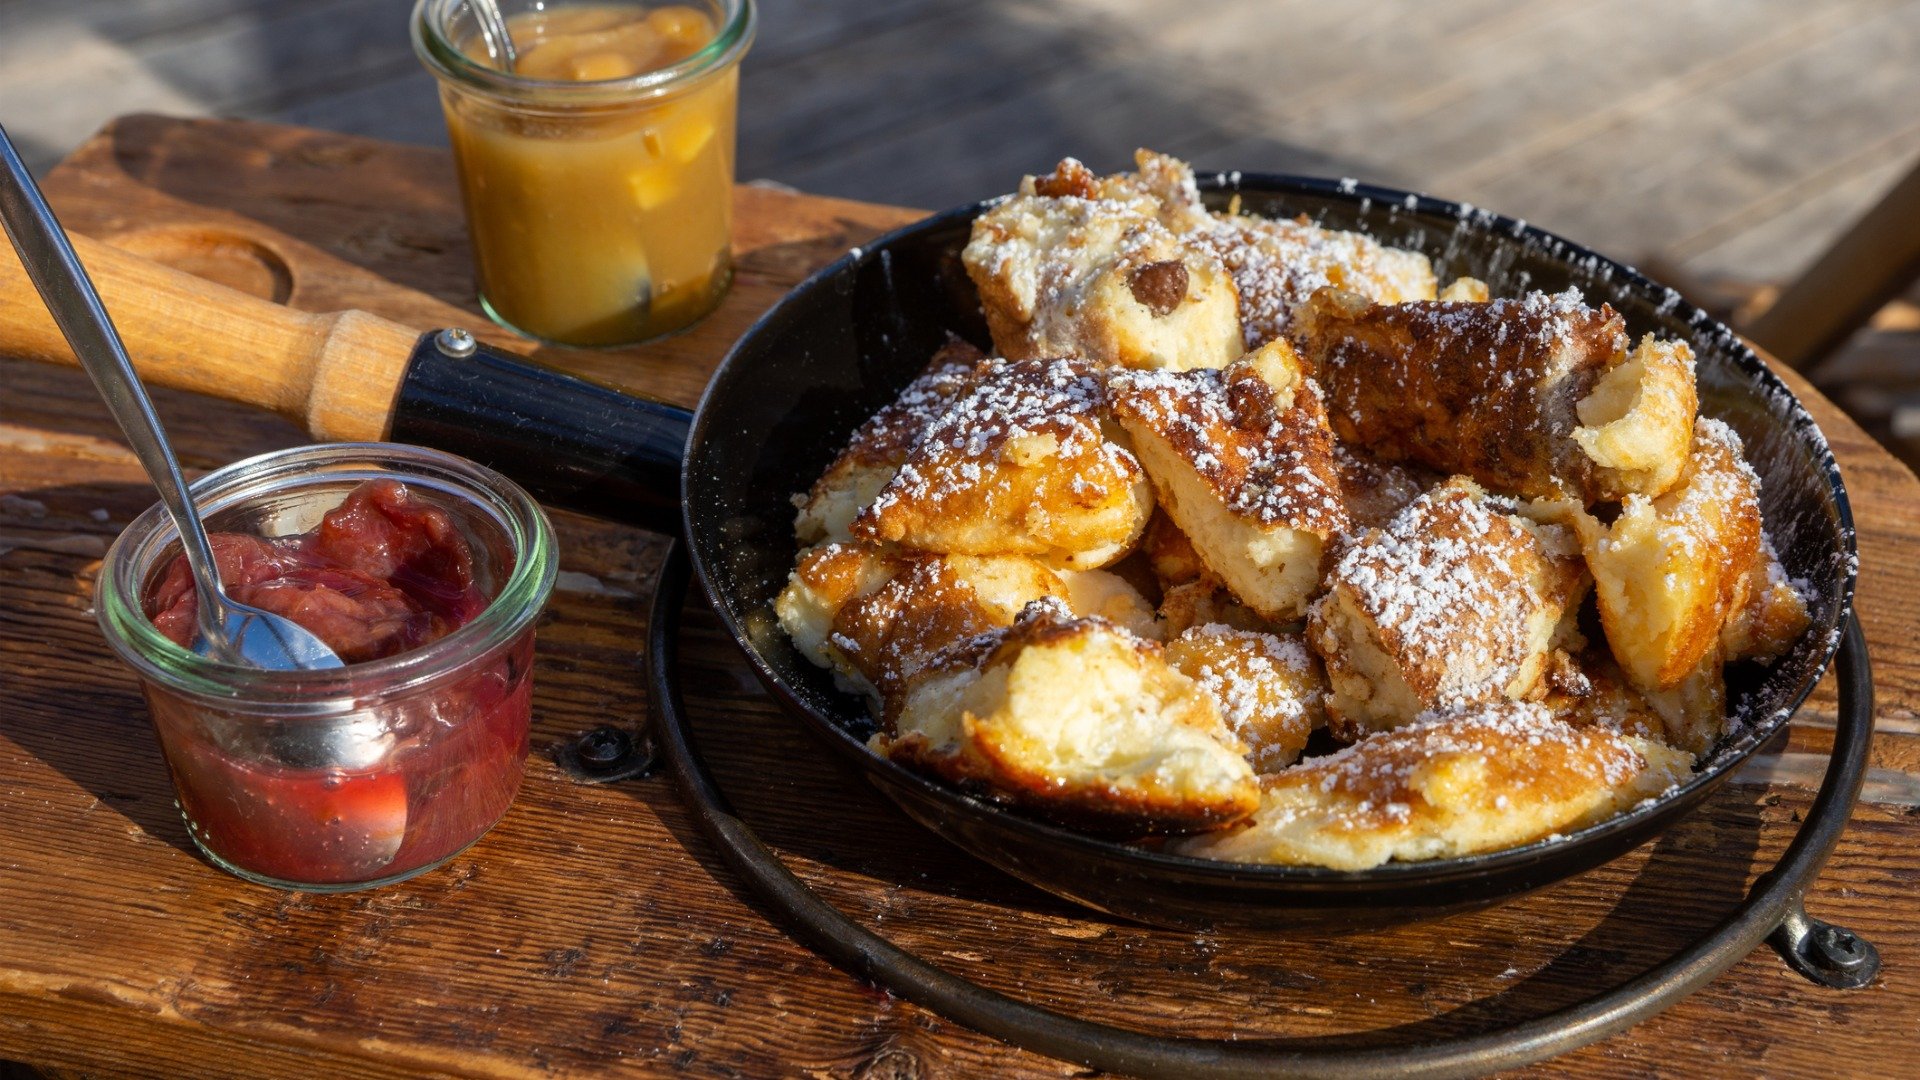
[1323, 483, 1557, 703]
[865, 357, 1126, 518]
[1109, 366, 1348, 533]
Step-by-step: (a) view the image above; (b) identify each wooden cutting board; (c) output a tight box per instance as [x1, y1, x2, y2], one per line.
[2, 114, 1918, 1080]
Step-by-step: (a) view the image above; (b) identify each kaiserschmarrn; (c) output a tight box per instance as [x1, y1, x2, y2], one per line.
[774, 150, 1815, 867]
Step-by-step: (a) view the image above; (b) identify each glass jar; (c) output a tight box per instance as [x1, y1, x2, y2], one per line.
[96, 444, 558, 891]
[412, 0, 756, 348]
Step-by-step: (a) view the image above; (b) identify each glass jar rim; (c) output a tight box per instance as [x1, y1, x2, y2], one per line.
[96, 442, 558, 710]
[411, 0, 756, 106]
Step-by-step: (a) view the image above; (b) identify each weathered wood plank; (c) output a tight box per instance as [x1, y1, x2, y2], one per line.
[1675, 135, 1920, 283]
[738, 4, 1109, 178]
[1451, 0, 1920, 272]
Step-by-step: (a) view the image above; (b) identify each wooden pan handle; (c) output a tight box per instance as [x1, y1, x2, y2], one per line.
[0, 230, 420, 440]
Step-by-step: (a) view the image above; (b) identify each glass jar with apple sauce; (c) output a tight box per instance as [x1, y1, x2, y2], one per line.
[412, 0, 755, 347]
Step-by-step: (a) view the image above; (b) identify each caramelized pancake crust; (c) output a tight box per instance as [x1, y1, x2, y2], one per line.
[880, 603, 1260, 834]
[795, 342, 984, 544]
[1110, 342, 1349, 619]
[1175, 703, 1690, 869]
[774, 543, 1068, 706]
[1298, 288, 1628, 500]
[853, 357, 1153, 569]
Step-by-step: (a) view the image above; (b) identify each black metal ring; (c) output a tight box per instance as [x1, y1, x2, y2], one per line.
[647, 541, 1875, 1079]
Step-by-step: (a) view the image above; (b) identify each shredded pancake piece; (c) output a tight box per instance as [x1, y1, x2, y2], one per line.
[852, 357, 1153, 569]
[1109, 340, 1349, 619]
[794, 339, 985, 544]
[774, 542, 1067, 707]
[1296, 287, 1696, 502]
[1307, 478, 1588, 738]
[1115, 150, 1438, 348]
[775, 542, 1160, 710]
[1550, 418, 1767, 692]
[962, 158, 1244, 371]
[879, 601, 1260, 834]
[1173, 701, 1690, 869]
[1164, 625, 1326, 772]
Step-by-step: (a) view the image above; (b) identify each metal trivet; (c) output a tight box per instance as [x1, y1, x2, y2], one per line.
[643, 543, 1879, 1079]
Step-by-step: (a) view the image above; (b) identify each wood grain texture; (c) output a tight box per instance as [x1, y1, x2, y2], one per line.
[1, 116, 1918, 1080]
[0, 231, 418, 441]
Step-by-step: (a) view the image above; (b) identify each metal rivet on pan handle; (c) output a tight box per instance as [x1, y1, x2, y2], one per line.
[434, 327, 478, 358]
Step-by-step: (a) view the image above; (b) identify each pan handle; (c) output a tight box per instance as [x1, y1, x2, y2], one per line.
[0, 221, 692, 535]
[392, 330, 689, 536]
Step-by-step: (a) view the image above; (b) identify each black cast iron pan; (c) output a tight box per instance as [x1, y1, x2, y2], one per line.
[0, 173, 1858, 932]
[672, 175, 1859, 930]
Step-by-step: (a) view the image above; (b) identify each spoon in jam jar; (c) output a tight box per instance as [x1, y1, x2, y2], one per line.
[0, 125, 342, 671]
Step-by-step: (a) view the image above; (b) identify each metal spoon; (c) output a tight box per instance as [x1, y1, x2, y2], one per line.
[469, 0, 519, 72]
[0, 125, 343, 671]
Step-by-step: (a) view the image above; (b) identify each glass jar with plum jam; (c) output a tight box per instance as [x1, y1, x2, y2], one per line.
[96, 444, 557, 891]
[412, 0, 756, 347]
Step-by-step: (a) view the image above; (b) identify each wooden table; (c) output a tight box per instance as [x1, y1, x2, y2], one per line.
[2, 115, 1918, 1080]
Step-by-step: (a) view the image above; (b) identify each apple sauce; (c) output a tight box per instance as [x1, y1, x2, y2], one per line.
[423, 2, 751, 346]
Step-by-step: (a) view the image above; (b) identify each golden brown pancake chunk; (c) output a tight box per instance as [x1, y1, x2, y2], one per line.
[1164, 625, 1326, 772]
[1109, 340, 1349, 620]
[774, 542, 1068, 706]
[1571, 336, 1700, 500]
[1173, 702, 1690, 869]
[1555, 418, 1768, 693]
[852, 357, 1153, 569]
[775, 543, 1163, 709]
[775, 542, 905, 678]
[1307, 478, 1588, 738]
[793, 340, 984, 544]
[1546, 645, 1729, 757]
[1295, 287, 1697, 502]
[879, 602, 1260, 834]
[1115, 150, 1437, 348]
[962, 158, 1243, 371]
[1720, 535, 1812, 664]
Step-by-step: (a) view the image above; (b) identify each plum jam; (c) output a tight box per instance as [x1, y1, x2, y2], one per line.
[97, 445, 557, 891]
[146, 479, 492, 663]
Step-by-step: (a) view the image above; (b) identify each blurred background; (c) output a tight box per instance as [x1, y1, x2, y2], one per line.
[3, 0, 1917, 459]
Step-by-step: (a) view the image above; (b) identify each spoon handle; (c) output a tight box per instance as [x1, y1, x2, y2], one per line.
[470, 0, 520, 72]
[0, 125, 235, 656]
